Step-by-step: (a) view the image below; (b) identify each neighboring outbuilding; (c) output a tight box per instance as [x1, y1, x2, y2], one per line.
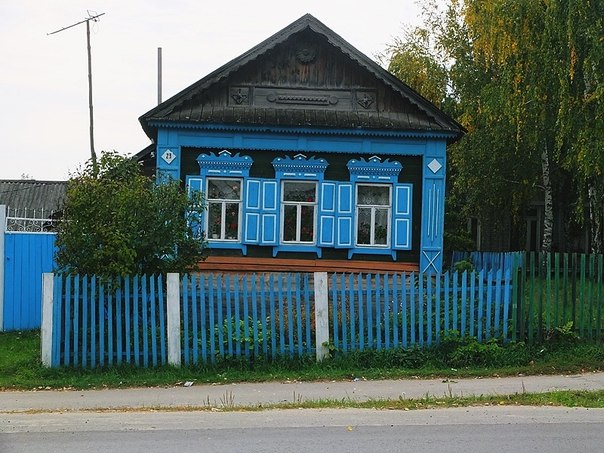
[138, 14, 463, 273]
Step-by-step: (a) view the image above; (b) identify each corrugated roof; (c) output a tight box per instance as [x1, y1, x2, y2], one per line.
[0, 180, 67, 215]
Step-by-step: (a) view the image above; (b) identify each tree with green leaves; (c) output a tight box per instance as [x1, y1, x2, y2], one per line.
[386, 0, 604, 252]
[55, 151, 206, 277]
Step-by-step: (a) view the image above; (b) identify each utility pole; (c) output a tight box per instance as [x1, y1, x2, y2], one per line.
[48, 12, 105, 175]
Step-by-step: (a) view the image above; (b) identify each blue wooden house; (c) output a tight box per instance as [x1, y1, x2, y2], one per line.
[138, 14, 463, 273]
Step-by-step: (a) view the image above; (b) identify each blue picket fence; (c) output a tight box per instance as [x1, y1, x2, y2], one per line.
[49, 269, 513, 368]
[451, 250, 523, 273]
[180, 273, 315, 365]
[51, 274, 168, 368]
[330, 269, 513, 353]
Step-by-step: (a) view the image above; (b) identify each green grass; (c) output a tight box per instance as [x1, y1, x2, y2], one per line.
[1, 330, 603, 391]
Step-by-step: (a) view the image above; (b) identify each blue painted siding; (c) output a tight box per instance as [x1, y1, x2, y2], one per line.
[3, 233, 56, 331]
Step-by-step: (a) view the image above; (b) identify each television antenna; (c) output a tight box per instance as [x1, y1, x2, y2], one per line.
[48, 12, 105, 174]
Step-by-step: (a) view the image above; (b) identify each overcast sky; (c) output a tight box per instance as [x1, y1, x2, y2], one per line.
[0, 0, 427, 181]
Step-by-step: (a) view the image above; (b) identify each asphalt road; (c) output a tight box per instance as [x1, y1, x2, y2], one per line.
[2, 407, 604, 453]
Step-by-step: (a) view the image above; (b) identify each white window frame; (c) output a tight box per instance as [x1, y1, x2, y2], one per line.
[355, 183, 392, 247]
[280, 180, 317, 244]
[206, 177, 242, 241]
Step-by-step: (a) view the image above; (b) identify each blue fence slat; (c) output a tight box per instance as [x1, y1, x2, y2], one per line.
[461, 271, 467, 336]
[348, 273, 355, 351]
[486, 270, 493, 339]
[200, 274, 208, 362]
[269, 274, 277, 358]
[286, 274, 294, 357]
[143, 276, 151, 367]
[494, 269, 502, 337]
[243, 275, 250, 358]
[366, 274, 373, 349]
[216, 275, 224, 359]
[295, 274, 303, 357]
[64, 276, 72, 366]
[233, 276, 241, 357]
[150, 276, 157, 367]
[251, 275, 259, 358]
[477, 270, 485, 342]
[409, 273, 416, 346]
[426, 274, 432, 346]
[208, 275, 216, 362]
[73, 276, 80, 367]
[116, 285, 123, 365]
[304, 273, 312, 355]
[225, 275, 234, 357]
[384, 274, 390, 350]
[452, 272, 458, 334]
[52, 275, 62, 367]
[401, 272, 408, 348]
[82, 275, 89, 367]
[107, 288, 114, 367]
[260, 275, 268, 356]
[435, 274, 441, 342]
[331, 274, 339, 351]
[392, 274, 399, 348]
[99, 283, 105, 367]
[418, 274, 424, 346]
[469, 272, 476, 337]
[357, 274, 364, 351]
[133, 276, 140, 366]
[503, 268, 511, 340]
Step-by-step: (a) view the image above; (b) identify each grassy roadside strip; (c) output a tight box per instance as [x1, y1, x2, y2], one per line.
[1, 330, 603, 391]
[5, 389, 604, 414]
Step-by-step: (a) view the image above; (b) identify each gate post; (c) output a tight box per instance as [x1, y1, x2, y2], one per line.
[41, 273, 54, 367]
[0, 205, 5, 331]
[314, 272, 330, 362]
[166, 273, 181, 367]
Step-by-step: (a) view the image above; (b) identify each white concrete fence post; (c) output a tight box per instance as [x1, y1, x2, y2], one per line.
[41, 272, 54, 367]
[166, 272, 182, 367]
[314, 271, 330, 362]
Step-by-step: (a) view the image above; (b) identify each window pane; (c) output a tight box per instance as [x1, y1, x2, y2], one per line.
[283, 181, 316, 202]
[357, 185, 389, 205]
[208, 179, 241, 200]
[357, 208, 371, 245]
[374, 208, 389, 245]
[300, 205, 314, 242]
[283, 205, 297, 241]
[208, 202, 222, 238]
[225, 203, 239, 239]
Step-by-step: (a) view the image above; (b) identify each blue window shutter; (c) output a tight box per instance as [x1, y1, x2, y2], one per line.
[393, 184, 413, 250]
[335, 182, 353, 248]
[243, 179, 262, 244]
[261, 181, 278, 245]
[319, 182, 336, 247]
[186, 176, 205, 238]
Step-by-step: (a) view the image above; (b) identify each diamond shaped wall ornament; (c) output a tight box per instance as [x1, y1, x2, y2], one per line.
[161, 149, 176, 164]
[428, 158, 442, 174]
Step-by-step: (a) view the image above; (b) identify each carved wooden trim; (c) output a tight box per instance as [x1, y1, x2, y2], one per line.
[229, 86, 250, 105]
[266, 92, 338, 106]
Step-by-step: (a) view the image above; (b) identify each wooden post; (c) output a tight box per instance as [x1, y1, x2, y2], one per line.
[314, 272, 329, 361]
[167, 273, 181, 366]
[41, 273, 54, 367]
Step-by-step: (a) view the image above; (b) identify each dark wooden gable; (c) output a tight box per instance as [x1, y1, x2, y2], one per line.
[140, 14, 463, 139]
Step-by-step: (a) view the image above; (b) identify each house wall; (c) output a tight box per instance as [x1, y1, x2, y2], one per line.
[153, 124, 448, 272]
